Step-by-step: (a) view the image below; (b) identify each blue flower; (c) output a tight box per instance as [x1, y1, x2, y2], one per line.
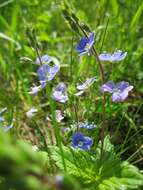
[29, 85, 41, 95]
[75, 77, 97, 96]
[78, 122, 96, 129]
[52, 83, 68, 103]
[101, 81, 133, 102]
[76, 32, 95, 56]
[35, 55, 52, 65]
[99, 50, 127, 62]
[37, 62, 60, 88]
[72, 132, 93, 150]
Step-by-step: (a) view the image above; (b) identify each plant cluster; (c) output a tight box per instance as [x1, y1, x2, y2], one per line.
[0, 1, 143, 190]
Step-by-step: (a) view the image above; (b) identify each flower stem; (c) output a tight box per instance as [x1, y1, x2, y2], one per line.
[76, 23, 106, 160]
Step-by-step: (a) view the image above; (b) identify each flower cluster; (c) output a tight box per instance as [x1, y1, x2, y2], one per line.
[28, 28, 133, 152]
[71, 32, 133, 150]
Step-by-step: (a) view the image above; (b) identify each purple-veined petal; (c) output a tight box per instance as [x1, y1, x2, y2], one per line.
[111, 91, 128, 102]
[110, 50, 122, 61]
[35, 55, 52, 65]
[111, 50, 127, 61]
[54, 83, 66, 92]
[76, 38, 88, 53]
[101, 81, 115, 93]
[72, 132, 93, 150]
[116, 82, 133, 93]
[88, 32, 95, 45]
[125, 85, 134, 92]
[48, 65, 60, 81]
[99, 50, 127, 62]
[103, 81, 133, 102]
[117, 51, 127, 61]
[37, 64, 50, 87]
[76, 32, 95, 56]
[116, 81, 129, 91]
[52, 83, 68, 103]
[99, 53, 111, 61]
[37, 63, 60, 87]
[82, 137, 93, 150]
[52, 91, 68, 103]
[84, 32, 95, 51]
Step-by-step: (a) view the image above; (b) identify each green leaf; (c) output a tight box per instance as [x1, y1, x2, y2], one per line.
[51, 136, 143, 190]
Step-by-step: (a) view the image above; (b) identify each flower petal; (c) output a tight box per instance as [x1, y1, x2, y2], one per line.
[99, 50, 127, 62]
[72, 132, 93, 150]
[111, 91, 128, 102]
[101, 81, 115, 93]
[117, 51, 127, 61]
[76, 38, 88, 53]
[77, 77, 96, 90]
[116, 81, 129, 91]
[56, 110, 64, 122]
[29, 85, 41, 95]
[76, 32, 95, 56]
[110, 50, 122, 61]
[52, 83, 68, 103]
[99, 53, 111, 61]
[35, 55, 52, 65]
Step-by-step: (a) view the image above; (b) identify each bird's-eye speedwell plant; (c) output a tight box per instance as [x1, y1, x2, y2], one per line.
[14, 1, 143, 190]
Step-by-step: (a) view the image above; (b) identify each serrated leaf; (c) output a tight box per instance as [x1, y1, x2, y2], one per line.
[51, 136, 143, 190]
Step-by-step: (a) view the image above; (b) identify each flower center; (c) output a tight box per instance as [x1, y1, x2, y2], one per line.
[78, 141, 84, 147]
[112, 88, 120, 93]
